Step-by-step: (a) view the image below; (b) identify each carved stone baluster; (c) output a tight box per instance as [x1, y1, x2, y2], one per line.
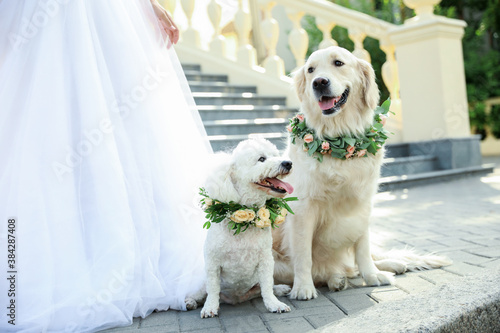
[348, 28, 370, 63]
[380, 40, 403, 142]
[259, 1, 285, 77]
[286, 10, 308, 70]
[234, 0, 257, 67]
[208, 0, 226, 57]
[180, 0, 200, 47]
[316, 19, 337, 49]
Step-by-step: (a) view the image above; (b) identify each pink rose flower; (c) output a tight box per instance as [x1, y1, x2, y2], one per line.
[304, 134, 314, 143]
[380, 114, 387, 126]
[345, 152, 354, 159]
[297, 114, 305, 122]
[347, 145, 355, 154]
[322, 142, 330, 150]
[357, 149, 367, 157]
[287, 125, 292, 132]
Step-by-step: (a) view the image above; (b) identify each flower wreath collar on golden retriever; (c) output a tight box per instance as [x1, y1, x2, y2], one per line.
[287, 98, 392, 162]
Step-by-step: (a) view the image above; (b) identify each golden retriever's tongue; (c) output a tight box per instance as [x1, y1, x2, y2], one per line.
[267, 178, 294, 194]
[319, 98, 335, 111]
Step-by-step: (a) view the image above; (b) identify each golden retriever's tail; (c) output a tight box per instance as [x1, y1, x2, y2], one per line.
[371, 247, 452, 273]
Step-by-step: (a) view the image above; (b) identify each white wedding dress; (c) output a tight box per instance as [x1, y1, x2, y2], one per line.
[0, 0, 211, 332]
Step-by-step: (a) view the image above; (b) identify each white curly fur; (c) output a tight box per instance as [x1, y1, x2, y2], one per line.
[272, 46, 451, 300]
[188, 139, 292, 318]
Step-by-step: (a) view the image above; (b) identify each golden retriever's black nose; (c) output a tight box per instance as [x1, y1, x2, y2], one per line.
[281, 161, 292, 171]
[313, 77, 330, 89]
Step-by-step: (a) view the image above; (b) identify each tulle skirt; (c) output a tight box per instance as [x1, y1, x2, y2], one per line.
[0, 0, 211, 331]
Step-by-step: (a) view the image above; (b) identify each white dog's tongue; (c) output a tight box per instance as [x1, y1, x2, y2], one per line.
[267, 178, 294, 194]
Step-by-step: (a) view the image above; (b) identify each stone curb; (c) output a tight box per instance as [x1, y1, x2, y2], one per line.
[314, 266, 500, 333]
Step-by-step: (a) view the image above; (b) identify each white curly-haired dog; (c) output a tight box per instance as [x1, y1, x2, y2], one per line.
[187, 139, 294, 318]
[272, 46, 451, 300]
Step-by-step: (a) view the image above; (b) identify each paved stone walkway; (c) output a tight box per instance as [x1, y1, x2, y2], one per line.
[104, 157, 500, 333]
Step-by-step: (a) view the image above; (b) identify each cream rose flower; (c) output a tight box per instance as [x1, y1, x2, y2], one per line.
[255, 218, 271, 228]
[304, 134, 314, 143]
[279, 208, 288, 217]
[231, 209, 253, 223]
[204, 198, 213, 207]
[257, 207, 270, 221]
[274, 215, 286, 225]
[244, 209, 256, 221]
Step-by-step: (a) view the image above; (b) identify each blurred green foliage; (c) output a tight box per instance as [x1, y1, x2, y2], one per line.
[301, 0, 500, 139]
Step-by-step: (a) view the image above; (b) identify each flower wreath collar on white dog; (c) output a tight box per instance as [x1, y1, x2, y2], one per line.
[288, 98, 392, 162]
[199, 188, 298, 235]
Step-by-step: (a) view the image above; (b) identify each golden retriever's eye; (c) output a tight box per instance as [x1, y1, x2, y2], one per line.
[258, 156, 266, 162]
[307, 67, 314, 73]
[334, 60, 344, 67]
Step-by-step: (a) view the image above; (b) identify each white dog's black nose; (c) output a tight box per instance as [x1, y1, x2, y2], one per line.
[281, 161, 292, 171]
[313, 77, 330, 89]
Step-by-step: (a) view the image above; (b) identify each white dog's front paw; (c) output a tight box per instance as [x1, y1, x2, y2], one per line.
[289, 282, 317, 300]
[273, 284, 292, 297]
[185, 297, 198, 310]
[265, 298, 291, 313]
[200, 303, 219, 318]
[362, 270, 395, 286]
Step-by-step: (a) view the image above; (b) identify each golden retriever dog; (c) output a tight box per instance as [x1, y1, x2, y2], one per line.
[272, 46, 451, 300]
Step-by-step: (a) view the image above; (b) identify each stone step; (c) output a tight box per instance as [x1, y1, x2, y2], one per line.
[378, 164, 495, 192]
[381, 155, 438, 177]
[209, 133, 288, 152]
[182, 63, 201, 72]
[193, 92, 286, 106]
[185, 71, 228, 83]
[204, 118, 288, 136]
[198, 105, 297, 121]
[188, 82, 257, 93]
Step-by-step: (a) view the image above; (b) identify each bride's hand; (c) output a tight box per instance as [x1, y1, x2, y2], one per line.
[150, 0, 179, 44]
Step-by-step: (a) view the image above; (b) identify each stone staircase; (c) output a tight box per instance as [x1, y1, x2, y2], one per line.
[184, 63, 295, 152]
[184, 64, 494, 190]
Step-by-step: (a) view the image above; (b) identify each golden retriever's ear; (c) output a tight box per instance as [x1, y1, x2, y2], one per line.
[357, 59, 379, 110]
[292, 66, 306, 102]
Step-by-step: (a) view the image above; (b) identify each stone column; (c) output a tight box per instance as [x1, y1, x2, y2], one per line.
[389, 0, 470, 142]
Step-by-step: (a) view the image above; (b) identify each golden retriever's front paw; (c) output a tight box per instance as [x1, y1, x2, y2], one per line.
[200, 304, 219, 318]
[363, 270, 395, 286]
[289, 283, 318, 300]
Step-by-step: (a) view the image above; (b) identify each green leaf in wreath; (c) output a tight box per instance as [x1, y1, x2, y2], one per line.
[367, 142, 378, 154]
[381, 98, 391, 113]
[343, 137, 356, 146]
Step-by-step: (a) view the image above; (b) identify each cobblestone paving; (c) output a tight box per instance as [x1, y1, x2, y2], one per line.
[103, 158, 500, 333]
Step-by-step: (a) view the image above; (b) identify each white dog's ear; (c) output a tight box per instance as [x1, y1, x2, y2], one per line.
[292, 66, 306, 101]
[357, 59, 379, 110]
